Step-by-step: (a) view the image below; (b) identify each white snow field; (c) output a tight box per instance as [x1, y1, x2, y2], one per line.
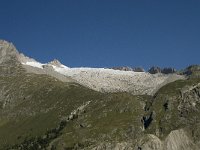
[20, 57, 185, 95]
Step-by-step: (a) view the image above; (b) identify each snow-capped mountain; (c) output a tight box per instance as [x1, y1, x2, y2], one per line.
[0, 40, 184, 95]
[18, 52, 184, 95]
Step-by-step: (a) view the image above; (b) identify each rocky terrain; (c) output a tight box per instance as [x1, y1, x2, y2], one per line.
[148, 66, 176, 74]
[0, 40, 200, 150]
[112, 67, 145, 72]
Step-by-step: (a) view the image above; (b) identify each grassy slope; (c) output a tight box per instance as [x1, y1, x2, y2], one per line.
[49, 76, 200, 149]
[0, 64, 200, 149]
[53, 94, 150, 149]
[0, 70, 103, 149]
[146, 77, 200, 139]
[0, 68, 150, 149]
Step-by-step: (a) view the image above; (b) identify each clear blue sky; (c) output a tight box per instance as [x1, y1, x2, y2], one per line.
[0, 0, 199, 69]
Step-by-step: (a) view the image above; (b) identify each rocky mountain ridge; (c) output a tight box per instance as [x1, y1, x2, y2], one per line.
[148, 66, 176, 74]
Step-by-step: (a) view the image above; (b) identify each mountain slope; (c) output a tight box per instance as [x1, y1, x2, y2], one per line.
[0, 68, 104, 149]
[0, 40, 200, 150]
[4, 76, 199, 150]
[21, 62, 184, 95]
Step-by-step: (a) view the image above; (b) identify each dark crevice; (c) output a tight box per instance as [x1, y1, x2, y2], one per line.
[142, 112, 153, 129]
[163, 102, 169, 111]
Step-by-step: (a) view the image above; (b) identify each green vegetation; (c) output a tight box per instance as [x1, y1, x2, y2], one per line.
[0, 67, 150, 149]
[146, 77, 200, 139]
[0, 67, 102, 149]
[0, 64, 200, 149]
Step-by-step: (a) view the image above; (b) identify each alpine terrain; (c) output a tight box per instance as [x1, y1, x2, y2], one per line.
[0, 40, 200, 150]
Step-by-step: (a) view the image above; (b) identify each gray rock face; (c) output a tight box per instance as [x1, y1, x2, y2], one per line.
[161, 68, 176, 74]
[132, 67, 145, 72]
[163, 129, 195, 150]
[137, 134, 163, 150]
[148, 67, 176, 74]
[148, 67, 162, 74]
[182, 65, 200, 78]
[0, 40, 44, 67]
[137, 129, 196, 150]
[48, 59, 63, 67]
[112, 66, 134, 71]
[112, 67, 145, 72]
[179, 83, 200, 122]
[0, 40, 25, 77]
[0, 40, 19, 64]
[90, 129, 197, 150]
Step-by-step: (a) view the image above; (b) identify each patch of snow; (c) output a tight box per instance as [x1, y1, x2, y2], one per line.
[20, 58, 184, 95]
[56, 67, 144, 77]
[22, 61, 44, 69]
[60, 64, 69, 69]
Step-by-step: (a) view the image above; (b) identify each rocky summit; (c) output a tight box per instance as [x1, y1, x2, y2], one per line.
[0, 40, 200, 150]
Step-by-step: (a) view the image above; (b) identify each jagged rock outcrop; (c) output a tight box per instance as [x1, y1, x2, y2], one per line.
[48, 59, 64, 67]
[182, 65, 200, 78]
[133, 67, 145, 72]
[137, 134, 163, 150]
[161, 68, 176, 74]
[163, 129, 195, 150]
[112, 66, 134, 71]
[112, 66, 145, 72]
[0, 40, 25, 77]
[148, 67, 176, 74]
[0, 40, 19, 64]
[148, 67, 162, 74]
[0, 40, 40, 69]
[178, 83, 200, 123]
[137, 129, 196, 150]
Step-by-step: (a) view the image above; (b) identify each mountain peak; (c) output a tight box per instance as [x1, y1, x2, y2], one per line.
[0, 40, 17, 52]
[0, 39, 11, 46]
[0, 40, 20, 64]
[48, 59, 63, 67]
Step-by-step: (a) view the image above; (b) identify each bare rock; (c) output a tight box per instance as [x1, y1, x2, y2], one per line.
[148, 67, 162, 74]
